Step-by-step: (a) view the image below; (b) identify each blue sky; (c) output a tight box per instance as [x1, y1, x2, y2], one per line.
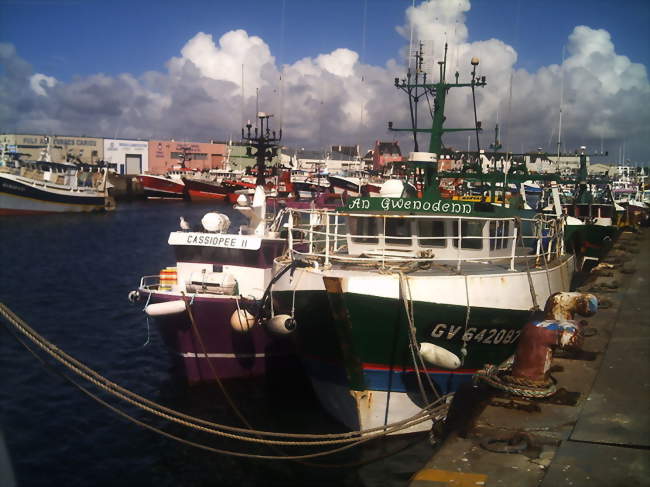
[2, 0, 648, 81]
[1, 0, 649, 161]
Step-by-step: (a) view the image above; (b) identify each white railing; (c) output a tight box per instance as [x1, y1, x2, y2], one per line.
[285, 208, 565, 272]
[140, 275, 163, 291]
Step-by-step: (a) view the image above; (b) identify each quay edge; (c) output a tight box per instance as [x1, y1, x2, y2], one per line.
[408, 228, 650, 487]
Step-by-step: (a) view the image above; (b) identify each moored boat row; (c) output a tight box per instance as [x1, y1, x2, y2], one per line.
[128, 45, 601, 437]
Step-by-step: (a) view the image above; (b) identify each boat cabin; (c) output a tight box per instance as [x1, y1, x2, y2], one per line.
[346, 213, 516, 261]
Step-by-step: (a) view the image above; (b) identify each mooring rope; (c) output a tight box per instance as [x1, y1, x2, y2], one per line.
[181, 291, 253, 430]
[0, 303, 451, 453]
[515, 217, 540, 311]
[398, 272, 439, 401]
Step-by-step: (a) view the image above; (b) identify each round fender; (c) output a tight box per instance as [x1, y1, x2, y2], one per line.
[419, 342, 461, 369]
[266, 314, 297, 335]
[230, 309, 256, 333]
[145, 300, 186, 317]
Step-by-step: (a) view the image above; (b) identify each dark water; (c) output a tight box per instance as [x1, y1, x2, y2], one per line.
[0, 201, 434, 487]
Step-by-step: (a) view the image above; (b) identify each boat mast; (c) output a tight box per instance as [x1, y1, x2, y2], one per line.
[242, 113, 282, 187]
[556, 46, 566, 163]
[389, 42, 487, 188]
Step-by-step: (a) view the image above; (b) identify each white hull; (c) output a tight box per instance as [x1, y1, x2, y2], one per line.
[0, 172, 108, 214]
[276, 255, 575, 312]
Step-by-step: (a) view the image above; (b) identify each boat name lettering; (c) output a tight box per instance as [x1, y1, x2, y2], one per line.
[347, 199, 370, 210]
[347, 197, 471, 214]
[431, 323, 521, 345]
[187, 235, 246, 247]
[168, 232, 262, 250]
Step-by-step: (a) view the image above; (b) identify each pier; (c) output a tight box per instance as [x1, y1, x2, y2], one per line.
[409, 229, 650, 486]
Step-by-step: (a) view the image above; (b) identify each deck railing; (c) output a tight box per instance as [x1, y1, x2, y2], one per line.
[285, 208, 565, 272]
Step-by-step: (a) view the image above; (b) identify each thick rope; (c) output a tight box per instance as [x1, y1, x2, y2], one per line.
[515, 217, 540, 311]
[398, 272, 438, 400]
[0, 303, 451, 448]
[181, 292, 253, 430]
[473, 362, 557, 399]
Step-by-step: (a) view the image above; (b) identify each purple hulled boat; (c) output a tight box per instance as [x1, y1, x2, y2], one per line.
[129, 114, 297, 383]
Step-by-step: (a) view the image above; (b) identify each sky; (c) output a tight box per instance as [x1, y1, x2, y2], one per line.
[1, 0, 649, 163]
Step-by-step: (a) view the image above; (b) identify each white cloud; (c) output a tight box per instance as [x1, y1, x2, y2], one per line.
[1, 1, 648, 161]
[29, 73, 57, 96]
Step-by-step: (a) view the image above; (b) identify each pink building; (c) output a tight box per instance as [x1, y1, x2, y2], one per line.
[372, 141, 403, 171]
[147, 140, 227, 174]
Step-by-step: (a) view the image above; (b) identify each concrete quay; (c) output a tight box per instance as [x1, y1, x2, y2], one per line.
[409, 228, 650, 487]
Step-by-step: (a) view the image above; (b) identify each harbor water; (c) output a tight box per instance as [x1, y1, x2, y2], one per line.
[0, 201, 434, 487]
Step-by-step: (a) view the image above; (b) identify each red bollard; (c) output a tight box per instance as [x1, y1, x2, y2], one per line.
[509, 292, 598, 385]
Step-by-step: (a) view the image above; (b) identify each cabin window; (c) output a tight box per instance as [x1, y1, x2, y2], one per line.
[385, 218, 412, 245]
[453, 220, 484, 249]
[417, 219, 446, 247]
[489, 221, 510, 250]
[350, 217, 379, 243]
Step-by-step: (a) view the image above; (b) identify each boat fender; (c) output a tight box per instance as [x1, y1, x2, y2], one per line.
[145, 300, 186, 317]
[419, 342, 461, 370]
[266, 314, 297, 335]
[230, 309, 256, 333]
[128, 290, 140, 303]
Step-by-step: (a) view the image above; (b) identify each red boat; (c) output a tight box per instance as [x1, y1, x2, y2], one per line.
[183, 177, 256, 202]
[137, 168, 199, 199]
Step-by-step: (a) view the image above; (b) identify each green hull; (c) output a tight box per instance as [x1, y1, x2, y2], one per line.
[565, 223, 618, 260]
[274, 289, 531, 393]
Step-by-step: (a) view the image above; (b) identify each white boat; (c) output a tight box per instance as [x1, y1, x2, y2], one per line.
[0, 143, 113, 215]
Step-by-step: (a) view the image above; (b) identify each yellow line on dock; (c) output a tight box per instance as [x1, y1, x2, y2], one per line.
[411, 468, 487, 486]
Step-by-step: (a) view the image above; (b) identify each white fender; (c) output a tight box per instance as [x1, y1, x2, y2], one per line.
[266, 314, 296, 335]
[145, 300, 186, 317]
[230, 309, 256, 333]
[419, 342, 461, 370]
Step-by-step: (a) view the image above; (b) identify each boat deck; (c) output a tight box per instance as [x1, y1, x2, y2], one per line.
[408, 229, 650, 487]
[300, 256, 572, 279]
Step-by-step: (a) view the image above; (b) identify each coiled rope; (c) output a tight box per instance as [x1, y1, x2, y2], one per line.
[473, 357, 557, 399]
[0, 303, 451, 458]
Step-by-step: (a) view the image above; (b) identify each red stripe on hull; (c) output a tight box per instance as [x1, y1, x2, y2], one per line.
[362, 362, 475, 375]
[0, 208, 56, 215]
[186, 190, 228, 201]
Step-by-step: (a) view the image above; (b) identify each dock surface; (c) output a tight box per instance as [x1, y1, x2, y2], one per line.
[410, 229, 650, 487]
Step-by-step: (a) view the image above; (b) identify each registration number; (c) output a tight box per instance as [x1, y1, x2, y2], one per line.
[430, 323, 521, 345]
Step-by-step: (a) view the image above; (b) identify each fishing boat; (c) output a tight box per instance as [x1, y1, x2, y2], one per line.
[181, 176, 252, 202]
[328, 170, 382, 197]
[129, 114, 296, 383]
[0, 140, 113, 215]
[269, 45, 576, 434]
[544, 149, 622, 262]
[137, 168, 196, 199]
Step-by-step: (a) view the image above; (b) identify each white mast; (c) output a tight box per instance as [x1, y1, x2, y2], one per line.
[556, 46, 566, 162]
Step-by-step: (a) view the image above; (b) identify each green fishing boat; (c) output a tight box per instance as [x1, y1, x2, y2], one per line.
[269, 44, 575, 434]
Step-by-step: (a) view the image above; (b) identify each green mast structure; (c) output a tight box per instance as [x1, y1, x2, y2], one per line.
[388, 42, 487, 190]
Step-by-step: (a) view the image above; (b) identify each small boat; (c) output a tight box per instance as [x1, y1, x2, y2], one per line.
[0, 141, 113, 215]
[328, 170, 382, 197]
[130, 114, 296, 383]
